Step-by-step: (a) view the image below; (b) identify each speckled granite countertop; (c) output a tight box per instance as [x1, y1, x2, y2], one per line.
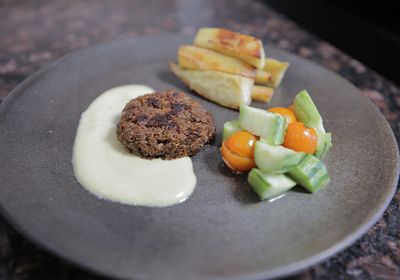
[0, 0, 399, 279]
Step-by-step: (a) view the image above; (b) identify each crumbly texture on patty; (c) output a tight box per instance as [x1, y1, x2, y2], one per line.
[117, 90, 215, 159]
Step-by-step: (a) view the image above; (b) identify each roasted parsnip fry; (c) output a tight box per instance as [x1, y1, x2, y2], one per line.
[193, 28, 265, 69]
[178, 45, 256, 78]
[264, 58, 289, 88]
[255, 69, 272, 84]
[251, 85, 274, 103]
[170, 62, 253, 110]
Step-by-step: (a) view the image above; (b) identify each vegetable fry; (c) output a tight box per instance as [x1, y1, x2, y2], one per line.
[178, 45, 256, 78]
[251, 85, 274, 103]
[263, 58, 290, 88]
[193, 28, 265, 69]
[170, 62, 253, 110]
[255, 69, 272, 84]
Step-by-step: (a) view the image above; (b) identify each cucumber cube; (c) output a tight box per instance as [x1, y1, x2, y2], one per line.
[248, 168, 296, 200]
[254, 140, 305, 173]
[315, 132, 332, 159]
[294, 89, 325, 133]
[293, 89, 332, 157]
[288, 154, 330, 193]
[238, 105, 286, 145]
[223, 120, 242, 140]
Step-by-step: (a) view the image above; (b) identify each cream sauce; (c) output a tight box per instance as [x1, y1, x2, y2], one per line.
[72, 85, 197, 207]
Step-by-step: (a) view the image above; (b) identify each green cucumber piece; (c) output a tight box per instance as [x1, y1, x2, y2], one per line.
[248, 168, 296, 200]
[254, 140, 305, 173]
[293, 89, 325, 133]
[288, 154, 329, 193]
[238, 105, 286, 145]
[223, 120, 241, 140]
[315, 132, 332, 159]
[293, 89, 332, 157]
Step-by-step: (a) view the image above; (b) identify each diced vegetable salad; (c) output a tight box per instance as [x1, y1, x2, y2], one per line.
[220, 90, 332, 200]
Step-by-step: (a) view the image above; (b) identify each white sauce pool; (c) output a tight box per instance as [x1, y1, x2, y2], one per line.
[72, 85, 197, 207]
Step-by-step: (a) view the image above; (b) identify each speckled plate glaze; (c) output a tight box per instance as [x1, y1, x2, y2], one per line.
[0, 35, 398, 280]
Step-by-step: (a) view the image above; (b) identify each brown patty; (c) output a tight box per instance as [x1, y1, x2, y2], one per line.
[117, 90, 215, 159]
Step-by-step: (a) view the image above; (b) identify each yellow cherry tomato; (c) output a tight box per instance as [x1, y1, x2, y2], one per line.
[268, 107, 297, 124]
[287, 104, 295, 113]
[225, 131, 257, 158]
[220, 141, 256, 172]
[283, 122, 317, 154]
[220, 131, 257, 172]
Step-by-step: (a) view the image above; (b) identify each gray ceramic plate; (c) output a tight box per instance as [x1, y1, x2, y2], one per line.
[0, 34, 398, 280]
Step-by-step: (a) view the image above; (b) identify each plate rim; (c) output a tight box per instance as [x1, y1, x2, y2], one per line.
[0, 34, 399, 280]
